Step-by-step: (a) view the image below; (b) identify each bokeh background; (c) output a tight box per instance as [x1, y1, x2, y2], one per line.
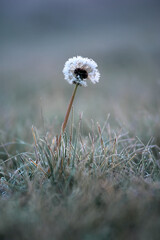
[1, 0, 160, 145]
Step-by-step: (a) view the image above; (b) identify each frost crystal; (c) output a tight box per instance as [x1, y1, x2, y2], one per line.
[63, 56, 100, 87]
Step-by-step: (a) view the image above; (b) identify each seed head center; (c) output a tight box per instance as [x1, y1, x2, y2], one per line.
[74, 68, 88, 80]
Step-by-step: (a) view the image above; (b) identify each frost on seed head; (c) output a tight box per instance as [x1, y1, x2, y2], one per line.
[63, 56, 100, 87]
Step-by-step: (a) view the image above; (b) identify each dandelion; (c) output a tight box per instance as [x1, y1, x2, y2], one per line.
[63, 56, 100, 87]
[57, 56, 100, 148]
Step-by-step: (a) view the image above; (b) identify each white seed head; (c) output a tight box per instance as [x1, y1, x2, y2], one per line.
[63, 56, 100, 87]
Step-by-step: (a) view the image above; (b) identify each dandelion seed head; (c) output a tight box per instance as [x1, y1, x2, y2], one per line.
[63, 56, 100, 87]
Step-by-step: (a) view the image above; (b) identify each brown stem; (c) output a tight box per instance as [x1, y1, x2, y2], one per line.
[57, 83, 78, 148]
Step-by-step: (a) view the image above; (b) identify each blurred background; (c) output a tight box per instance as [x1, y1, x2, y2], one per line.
[0, 0, 160, 145]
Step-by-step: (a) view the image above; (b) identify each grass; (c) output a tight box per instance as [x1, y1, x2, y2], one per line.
[0, 112, 160, 240]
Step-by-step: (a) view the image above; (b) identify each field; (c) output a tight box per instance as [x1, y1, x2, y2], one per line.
[1, 1, 160, 240]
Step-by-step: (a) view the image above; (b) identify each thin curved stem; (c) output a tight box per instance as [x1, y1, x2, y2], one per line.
[57, 83, 78, 148]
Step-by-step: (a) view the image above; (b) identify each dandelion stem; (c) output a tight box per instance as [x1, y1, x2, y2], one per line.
[57, 83, 78, 148]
